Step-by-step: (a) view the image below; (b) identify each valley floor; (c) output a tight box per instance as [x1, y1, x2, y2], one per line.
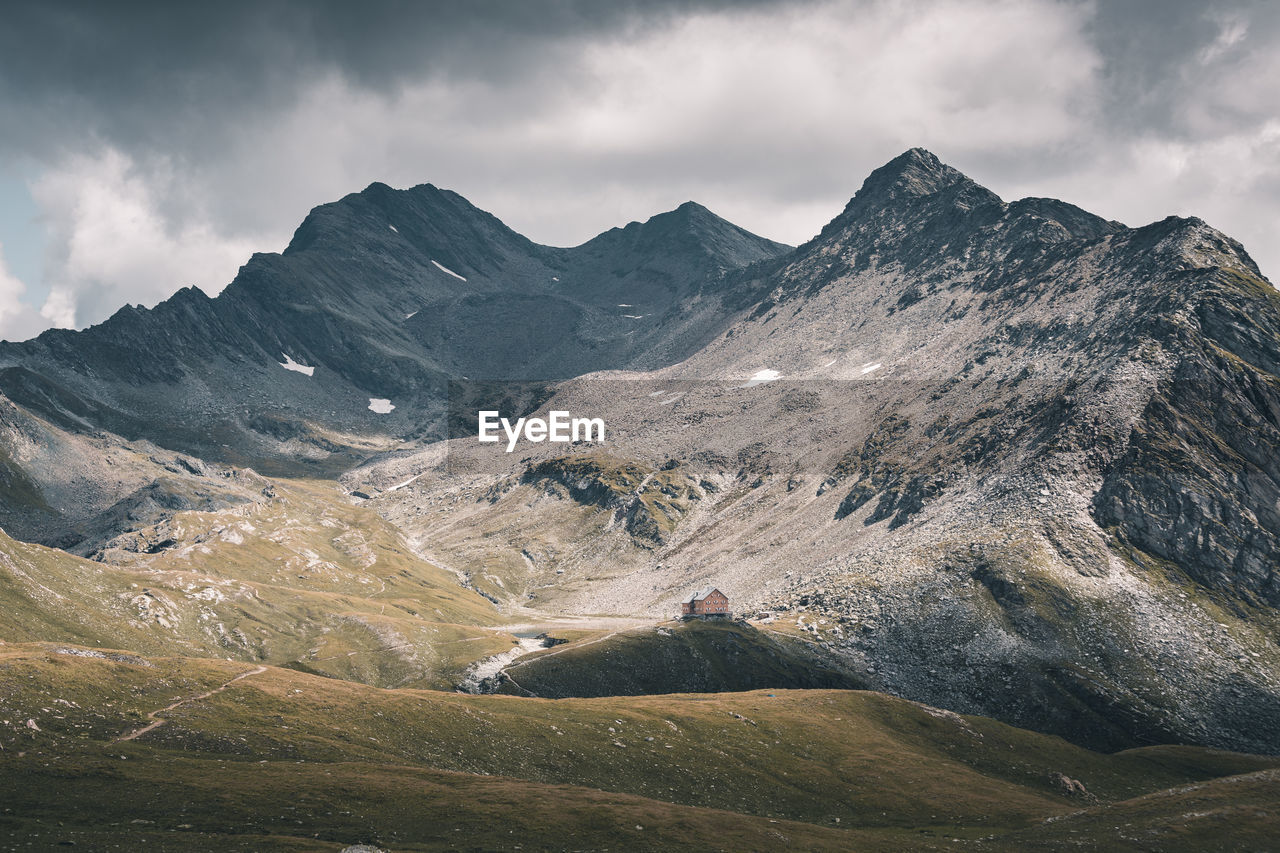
[2, 642, 1277, 852]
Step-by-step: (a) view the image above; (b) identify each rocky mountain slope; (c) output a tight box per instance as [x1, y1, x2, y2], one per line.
[0, 188, 787, 548]
[364, 150, 1280, 753]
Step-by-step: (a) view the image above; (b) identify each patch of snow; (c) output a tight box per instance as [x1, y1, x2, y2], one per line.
[405, 311, 418, 320]
[823, 358, 837, 367]
[622, 314, 644, 320]
[617, 303, 632, 307]
[368, 398, 395, 414]
[385, 476, 417, 492]
[739, 369, 781, 388]
[461, 636, 548, 690]
[431, 259, 467, 281]
[552, 276, 560, 282]
[388, 224, 399, 233]
[647, 390, 667, 397]
[658, 393, 684, 406]
[279, 354, 315, 377]
[860, 362, 882, 375]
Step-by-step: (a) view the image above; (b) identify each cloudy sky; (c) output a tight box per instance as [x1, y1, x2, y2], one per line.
[0, 0, 1277, 341]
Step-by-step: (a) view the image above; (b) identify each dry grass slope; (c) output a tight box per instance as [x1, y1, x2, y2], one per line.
[0, 477, 516, 690]
[1, 645, 1276, 851]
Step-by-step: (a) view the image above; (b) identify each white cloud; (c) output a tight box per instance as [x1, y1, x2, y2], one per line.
[568, 0, 1096, 154]
[536, 0, 1099, 240]
[32, 147, 267, 330]
[990, 5, 1280, 282]
[1003, 120, 1280, 277]
[0, 241, 44, 342]
[1199, 11, 1249, 65]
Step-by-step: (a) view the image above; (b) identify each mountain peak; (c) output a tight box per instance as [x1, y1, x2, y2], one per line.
[282, 179, 534, 264]
[807, 148, 996, 248]
[578, 201, 790, 269]
[673, 200, 710, 214]
[641, 200, 711, 229]
[642, 200, 726, 231]
[855, 148, 973, 203]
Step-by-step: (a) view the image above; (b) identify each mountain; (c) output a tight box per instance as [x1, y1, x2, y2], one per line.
[0, 186, 788, 548]
[2, 146, 1280, 832]
[361, 149, 1280, 753]
[688, 148, 1280, 608]
[0, 478, 507, 688]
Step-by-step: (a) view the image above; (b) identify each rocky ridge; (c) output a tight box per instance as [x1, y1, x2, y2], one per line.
[0, 189, 788, 547]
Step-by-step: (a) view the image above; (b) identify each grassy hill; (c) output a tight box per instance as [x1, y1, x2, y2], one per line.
[494, 618, 867, 697]
[1, 644, 1276, 851]
[0, 478, 511, 690]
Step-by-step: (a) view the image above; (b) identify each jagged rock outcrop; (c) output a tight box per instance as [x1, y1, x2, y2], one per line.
[1093, 265, 1280, 606]
[520, 455, 702, 544]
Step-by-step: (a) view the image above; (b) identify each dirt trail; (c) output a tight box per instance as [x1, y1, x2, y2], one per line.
[116, 665, 267, 742]
[505, 628, 626, 670]
[500, 615, 682, 672]
[501, 611, 656, 634]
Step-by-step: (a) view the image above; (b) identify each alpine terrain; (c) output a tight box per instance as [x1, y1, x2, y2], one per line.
[2, 149, 1278, 851]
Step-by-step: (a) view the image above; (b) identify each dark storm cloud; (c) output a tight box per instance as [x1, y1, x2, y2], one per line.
[0, 0, 804, 154]
[1089, 0, 1280, 133]
[952, 0, 1280, 186]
